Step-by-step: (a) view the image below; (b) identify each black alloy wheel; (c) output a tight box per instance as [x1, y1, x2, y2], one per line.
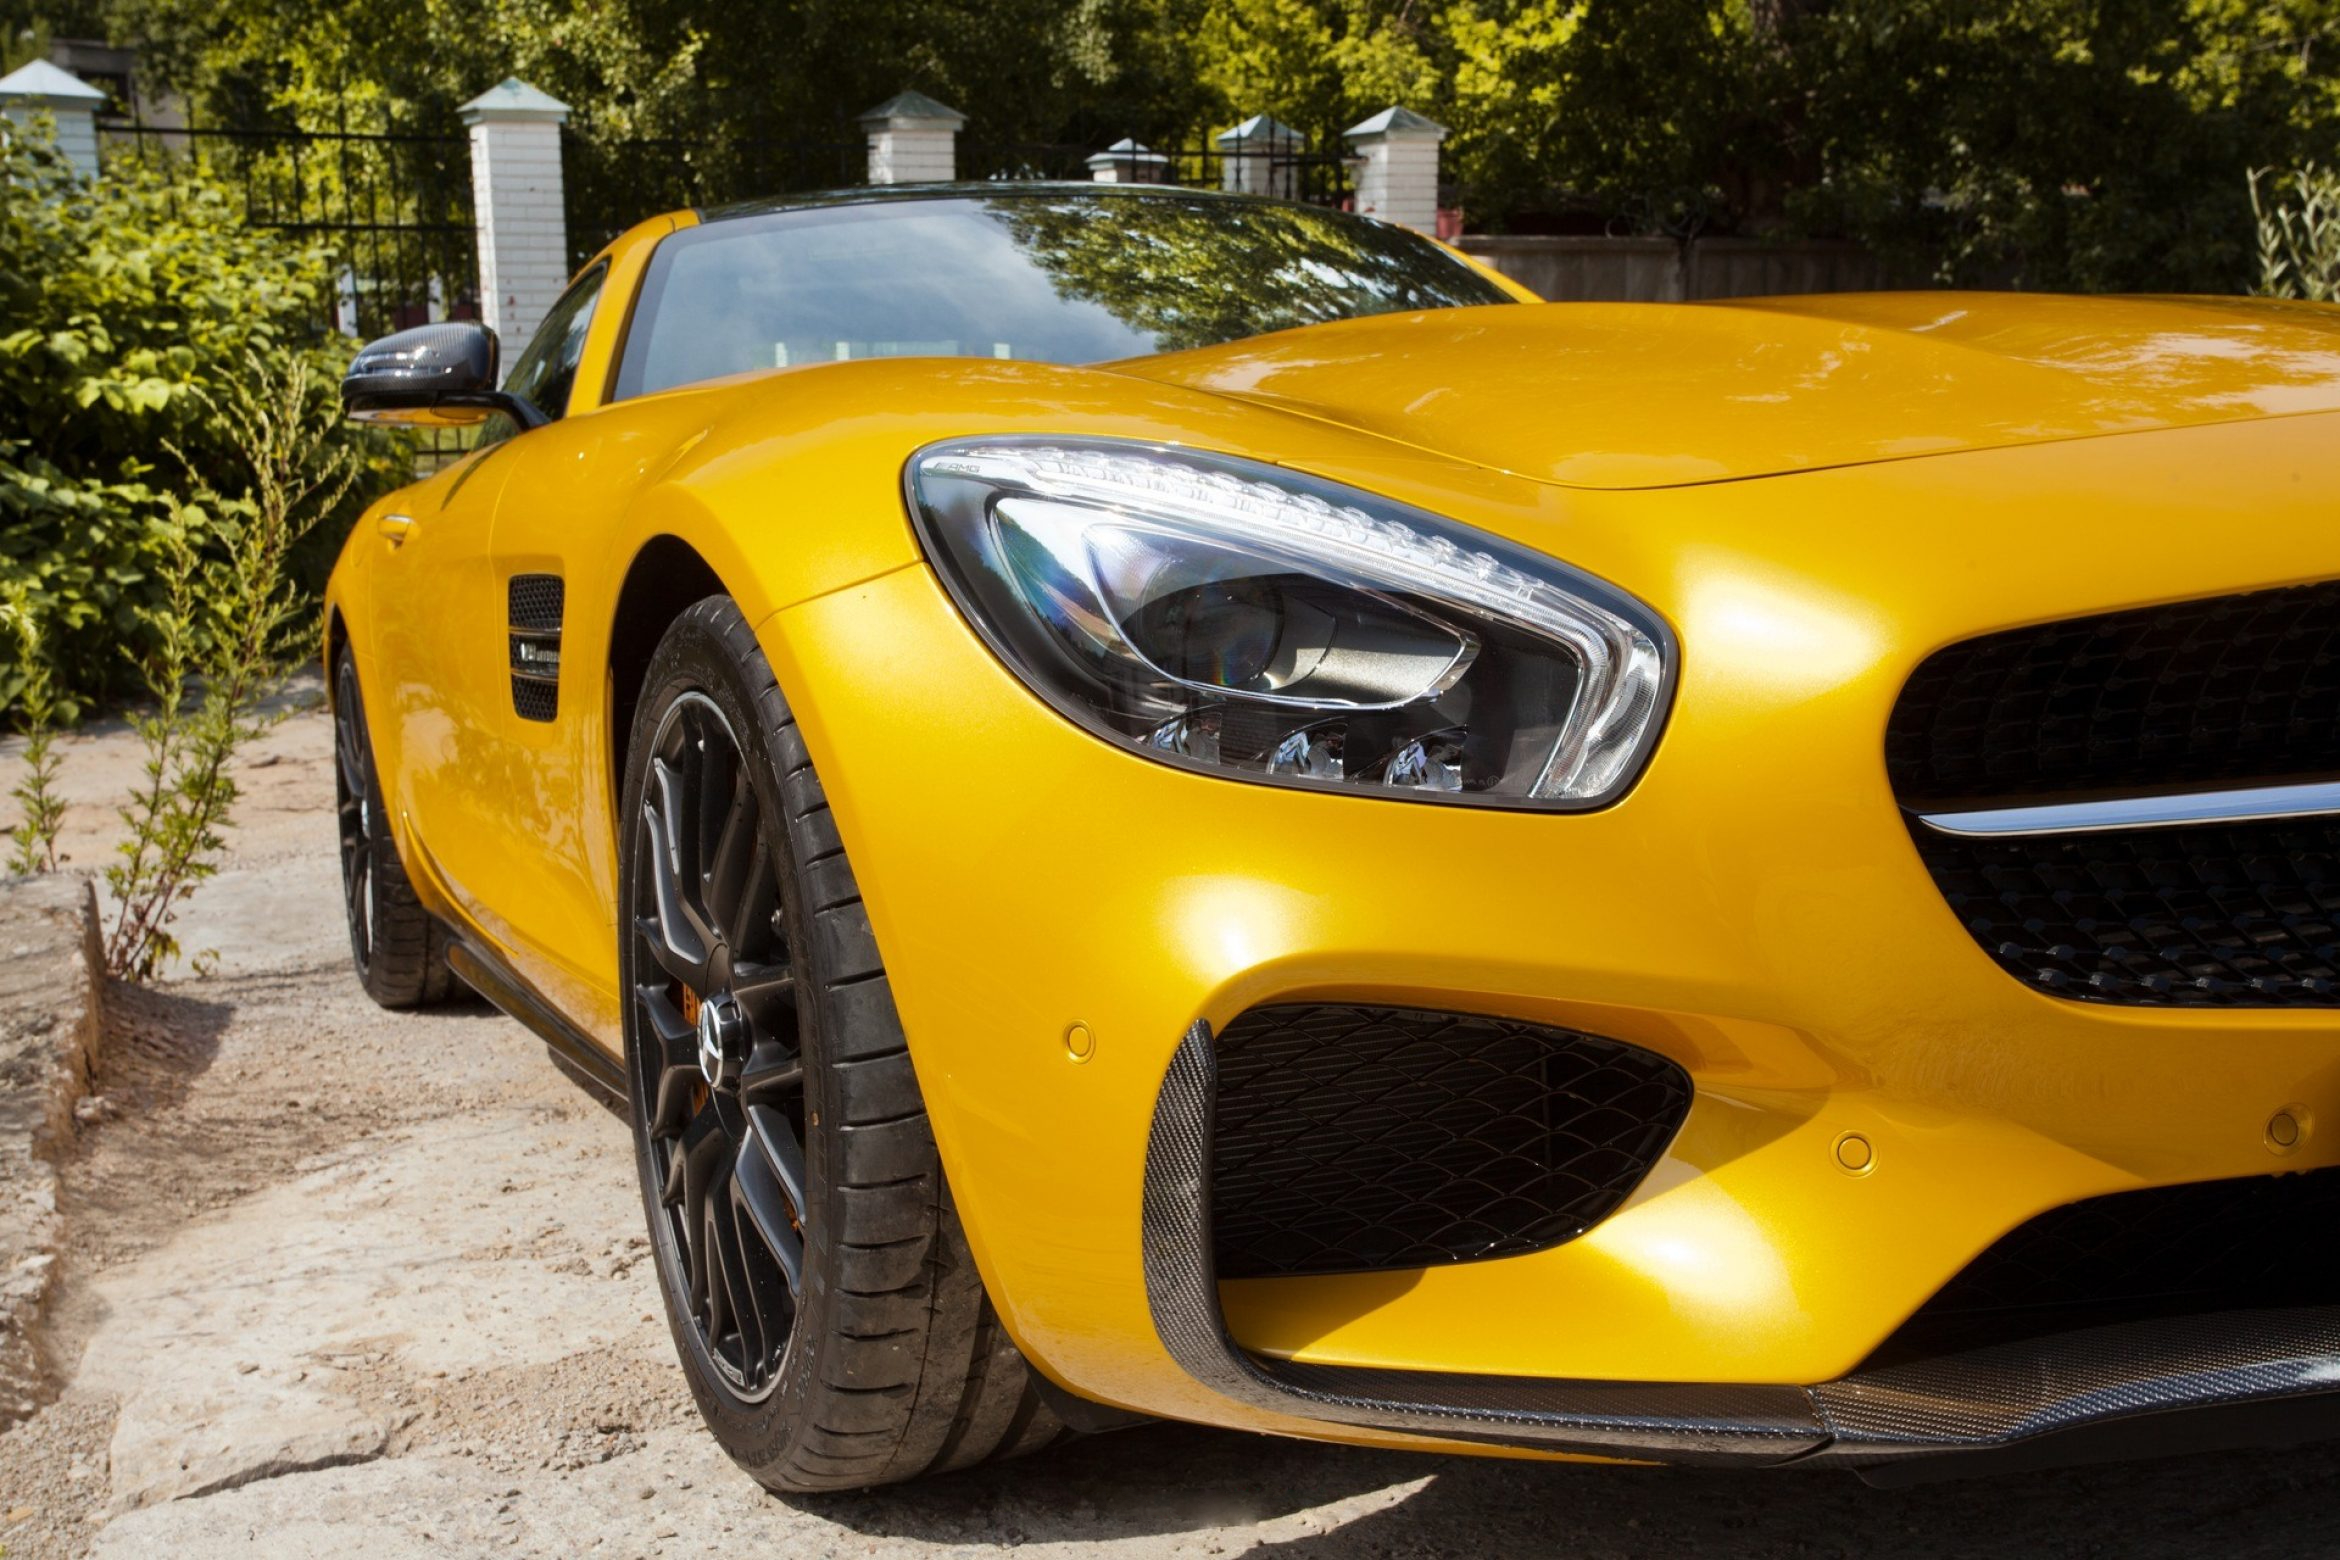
[621, 598, 1066, 1492]
[333, 646, 458, 1008]
[630, 689, 807, 1401]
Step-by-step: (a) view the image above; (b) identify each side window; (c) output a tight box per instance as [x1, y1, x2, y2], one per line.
[498, 261, 609, 429]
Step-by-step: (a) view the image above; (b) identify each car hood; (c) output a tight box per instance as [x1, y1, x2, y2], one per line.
[1114, 292, 2340, 490]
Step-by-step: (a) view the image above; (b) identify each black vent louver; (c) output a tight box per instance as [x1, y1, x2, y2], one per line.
[508, 574, 564, 722]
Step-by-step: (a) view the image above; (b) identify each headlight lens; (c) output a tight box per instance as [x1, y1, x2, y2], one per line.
[907, 439, 1674, 809]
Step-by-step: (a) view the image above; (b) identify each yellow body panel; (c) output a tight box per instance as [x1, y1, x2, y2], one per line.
[325, 216, 2340, 1452]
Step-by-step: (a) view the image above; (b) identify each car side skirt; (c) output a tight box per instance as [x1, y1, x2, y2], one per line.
[447, 936, 628, 1103]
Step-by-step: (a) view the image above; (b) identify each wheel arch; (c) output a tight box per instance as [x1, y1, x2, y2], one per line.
[323, 604, 349, 705]
[606, 533, 727, 819]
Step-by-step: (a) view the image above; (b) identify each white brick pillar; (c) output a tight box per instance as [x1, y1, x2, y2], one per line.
[1345, 106, 1447, 233]
[0, 60, 107, 178]
[1215, 114, 1300, 201]
[859, 91, 964, 185]
[1086, 137, 1168, 184]
[457, 77, 572, 365]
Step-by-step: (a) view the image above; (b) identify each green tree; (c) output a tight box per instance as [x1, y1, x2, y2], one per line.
[0, 118, 402, 713]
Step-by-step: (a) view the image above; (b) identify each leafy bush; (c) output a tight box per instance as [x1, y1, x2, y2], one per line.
[2252, 165, 2340, 302]
[102, 353, 360, 980]
[0, 116, 406, 718]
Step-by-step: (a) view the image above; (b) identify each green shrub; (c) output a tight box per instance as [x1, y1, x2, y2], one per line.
[0, 116, 407, 719]
[2252, 165, 2340, 303]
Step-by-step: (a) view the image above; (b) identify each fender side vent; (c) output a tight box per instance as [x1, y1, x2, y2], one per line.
[508, 574, 565, 723]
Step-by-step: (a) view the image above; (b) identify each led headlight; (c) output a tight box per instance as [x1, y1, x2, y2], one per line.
[907, 439, 1674, 809]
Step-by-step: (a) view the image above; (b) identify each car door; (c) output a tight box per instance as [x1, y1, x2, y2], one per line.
[448, 263, 627, 1033]
[369, 438, 519, 932]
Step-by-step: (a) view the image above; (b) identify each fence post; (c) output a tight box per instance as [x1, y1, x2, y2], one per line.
[0, 61, 107, 178]
[1345, 106, 1446, 233]
[458, 77, 572, 364]
[1087, 137, 1168, 184]
[859, 91, 964, 185]
[1216, 114, 1301, 200]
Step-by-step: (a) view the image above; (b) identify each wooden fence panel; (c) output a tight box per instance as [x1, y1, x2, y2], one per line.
[1458, 235, 1899, 302]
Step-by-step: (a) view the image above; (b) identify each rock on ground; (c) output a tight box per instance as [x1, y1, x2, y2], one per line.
[0, 872, 102, 1429]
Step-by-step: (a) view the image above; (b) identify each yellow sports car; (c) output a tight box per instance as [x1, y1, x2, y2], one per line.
[329, 182, 2340, 1492]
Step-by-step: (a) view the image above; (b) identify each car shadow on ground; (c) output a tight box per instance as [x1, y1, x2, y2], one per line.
[805, 1419, 2340, 1557]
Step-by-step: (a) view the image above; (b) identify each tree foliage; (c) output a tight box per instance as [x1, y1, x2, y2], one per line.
[2253, 162, 2340, 299]
[0, 118, 404, 713]
[11, 0, 2340, 288]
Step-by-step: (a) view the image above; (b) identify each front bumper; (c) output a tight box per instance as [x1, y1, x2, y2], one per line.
[755, 412, 2340, 1460]
[1147, 1018, 2340, 1482]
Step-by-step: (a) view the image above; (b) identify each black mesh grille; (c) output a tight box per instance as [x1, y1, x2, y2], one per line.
[1878, 1167, 2340, 1363]
[508, 573, 565, 631]
[1888, 581, 2340, 1007]
[511, 678, 558, 722]
[1887, 578, 2340, 807]
[1911, 818, 2340, 1006]
[1208, 1005, 1690, 1280]
[507, 574, 564, 723]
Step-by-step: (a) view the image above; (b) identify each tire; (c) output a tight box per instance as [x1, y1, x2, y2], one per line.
[334, 645, 460, 1008]
[620, 597, 1063, 1493]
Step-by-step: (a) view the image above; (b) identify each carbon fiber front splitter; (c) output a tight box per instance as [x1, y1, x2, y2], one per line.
[1141, 1021, 2340, 1483]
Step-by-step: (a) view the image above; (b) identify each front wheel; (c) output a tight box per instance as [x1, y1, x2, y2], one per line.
[620, 597, 1064, 1492]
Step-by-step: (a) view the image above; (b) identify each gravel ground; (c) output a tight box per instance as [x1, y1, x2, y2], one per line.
[1, 686, 2337, 1557]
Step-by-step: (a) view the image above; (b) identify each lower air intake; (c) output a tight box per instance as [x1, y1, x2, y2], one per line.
[1877, 1165, 2340, 1363]
[1209, 1005, 1690, 1280]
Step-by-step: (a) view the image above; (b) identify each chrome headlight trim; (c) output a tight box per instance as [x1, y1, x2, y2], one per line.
[905, 436, 1677, 812]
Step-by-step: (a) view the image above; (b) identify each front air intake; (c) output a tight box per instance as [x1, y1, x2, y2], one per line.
[1208, 1005, 1690, 1280]
[1873, 1166, 2340, 1365]
[1887, 579, 2340, 1008]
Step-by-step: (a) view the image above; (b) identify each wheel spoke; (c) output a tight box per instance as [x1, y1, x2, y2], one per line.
[704, 772, 759, 938]
[674, 1109, 725, 1302]
[640, 764, 715, 987]
[701, 1175, 734, 1345]
[633, 915, 703, 989]
[726, 1139, 796, 1387]
[729, 959, 795, 1031]
[724, 843, 778, 953]
[738, 1039, 803, 1108]
[738, 1105, 807, 1293]
[637, 984, 700, 1135]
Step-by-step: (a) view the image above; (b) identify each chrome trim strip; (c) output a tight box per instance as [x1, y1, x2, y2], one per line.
[1916, 780, 2340, 838]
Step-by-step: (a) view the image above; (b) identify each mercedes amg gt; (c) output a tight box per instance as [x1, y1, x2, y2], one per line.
[328, 182, 2340, 1492]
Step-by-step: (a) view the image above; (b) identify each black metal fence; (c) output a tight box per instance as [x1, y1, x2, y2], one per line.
[94, 115, 1354, 324]
[96, 119, 479, 341]
[95, 117, 480, 468]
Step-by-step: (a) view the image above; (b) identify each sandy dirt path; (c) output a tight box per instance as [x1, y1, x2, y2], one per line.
[0, 688, 2335, 1557]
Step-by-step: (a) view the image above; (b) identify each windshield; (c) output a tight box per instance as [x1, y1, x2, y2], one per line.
[611, 190, 1513, 401]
